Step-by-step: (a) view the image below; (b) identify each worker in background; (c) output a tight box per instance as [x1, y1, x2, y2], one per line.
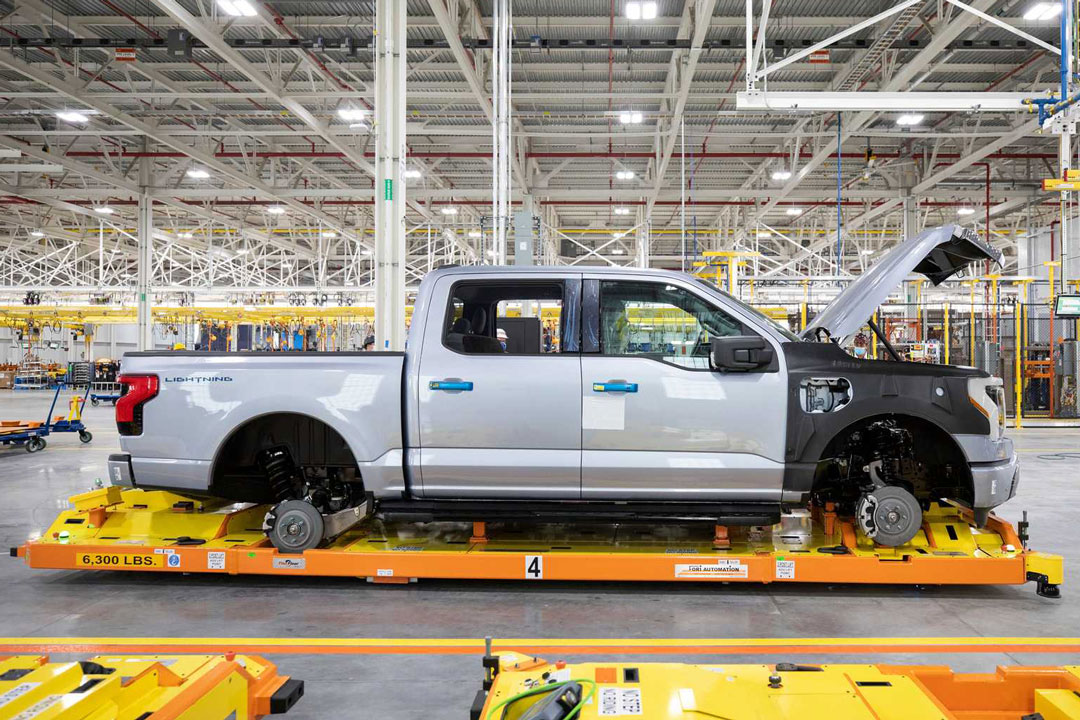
[497, 328, 508, 352]
[363, 335, 375, 351]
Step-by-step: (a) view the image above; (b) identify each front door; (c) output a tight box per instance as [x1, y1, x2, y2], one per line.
[580, 276, 787, 501]
[416, 273, 583, 498]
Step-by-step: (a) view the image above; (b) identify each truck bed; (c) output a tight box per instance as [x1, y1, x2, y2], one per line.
[118, 351, 406, 495]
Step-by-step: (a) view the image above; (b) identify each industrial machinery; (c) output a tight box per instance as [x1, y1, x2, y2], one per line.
[1058, 340, 1079, 417]
[471, 652, 1080, 719]
[12, 486, 1063, 598]
[0, 653, 302, 718]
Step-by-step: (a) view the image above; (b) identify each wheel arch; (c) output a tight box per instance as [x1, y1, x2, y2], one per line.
[208, 410, 363, 500]
[811, 410, 974, 501]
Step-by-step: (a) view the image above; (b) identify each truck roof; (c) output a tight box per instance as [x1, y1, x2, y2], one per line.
[428, 264, 696, 283]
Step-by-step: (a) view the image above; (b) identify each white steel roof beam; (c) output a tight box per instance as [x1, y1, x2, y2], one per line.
[646, 0, 719, 216]
[0, 50, 368, 248]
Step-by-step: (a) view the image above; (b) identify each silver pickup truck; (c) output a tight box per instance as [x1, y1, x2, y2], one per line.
[108, 225, 1016, 551]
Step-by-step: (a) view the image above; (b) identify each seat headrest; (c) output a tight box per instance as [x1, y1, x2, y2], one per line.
[450, 317, 471, 334]
[469, 307, 488, 334]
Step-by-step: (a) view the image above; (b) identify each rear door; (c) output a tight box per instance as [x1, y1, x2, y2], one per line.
[415, 272, 583, 498]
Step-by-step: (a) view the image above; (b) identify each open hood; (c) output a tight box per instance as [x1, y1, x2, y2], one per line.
[801, 225, 1003, 345]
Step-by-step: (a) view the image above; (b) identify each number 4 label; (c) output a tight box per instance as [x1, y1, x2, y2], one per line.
[525, 555, 544, 579]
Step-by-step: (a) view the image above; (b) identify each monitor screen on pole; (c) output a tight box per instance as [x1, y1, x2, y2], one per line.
[1055, 294, 1080, 318]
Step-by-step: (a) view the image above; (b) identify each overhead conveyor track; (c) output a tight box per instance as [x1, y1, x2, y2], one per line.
[11, 486, 1063, 597]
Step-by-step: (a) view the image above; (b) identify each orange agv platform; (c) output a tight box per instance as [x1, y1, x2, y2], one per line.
[11, 486, 1064, 597]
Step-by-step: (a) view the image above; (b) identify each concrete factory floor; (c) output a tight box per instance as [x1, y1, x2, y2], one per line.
[1, 389, 1078, 718]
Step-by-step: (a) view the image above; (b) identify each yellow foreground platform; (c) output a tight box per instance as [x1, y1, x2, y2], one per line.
[11, 487, 1063, 597]
[473, 653, 1080, 719]
[0, 653, 302, 719]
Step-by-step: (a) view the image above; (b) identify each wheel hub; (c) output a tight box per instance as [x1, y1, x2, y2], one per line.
[877, 503, 909, 533]
[264, 500, 325, 553]
[855, 485, 923, 547]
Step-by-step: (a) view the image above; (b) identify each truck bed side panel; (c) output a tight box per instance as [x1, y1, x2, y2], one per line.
[119, 352, 405, 495]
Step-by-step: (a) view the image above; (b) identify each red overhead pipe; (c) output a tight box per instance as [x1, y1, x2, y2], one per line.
[61, 150, 1058, 161]
[7, 198, 1055, 209]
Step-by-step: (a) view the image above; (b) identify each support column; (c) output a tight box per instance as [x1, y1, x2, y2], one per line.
[901, 193, 917, 240]
[1060, 129, 1073, 290]
[374, 0, 407, 351]
[491, 0, 511, 264]
[136, 158, 153, 351]
[636, 206, 649, 268]
[512, 195, 535, 265]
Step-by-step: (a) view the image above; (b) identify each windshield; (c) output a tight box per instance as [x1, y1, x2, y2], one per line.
[692, 278, 800, 342]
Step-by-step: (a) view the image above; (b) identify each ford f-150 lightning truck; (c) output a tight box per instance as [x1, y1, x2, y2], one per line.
[107, 225, 1016, 551]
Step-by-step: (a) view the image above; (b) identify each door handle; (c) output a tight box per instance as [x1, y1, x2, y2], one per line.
[592, 381, 638, 393]
[430, 380, 473, 391]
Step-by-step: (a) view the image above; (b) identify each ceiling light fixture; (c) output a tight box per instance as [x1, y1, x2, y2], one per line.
[216, 0, 255, 16]
[178, 232, 194, 239]
[403, 169, 422, 179]
[266, 206, 286, 215]
[771, 169, 792, 181]
[615, 170, 635, 180]
[321, 231, 337, 238]
[619, 111, 643, 124]
[468, 229, 482, 238]
[337, 107, 366, 122]
[613, 207, 631, 215]
[785, 207, 802, 216]
[56, 110, 89, 123]
[625, 1, 657, 20]
[186, 168, 210, 179]
[217, 0, 257, 17]
[612, 248, 625, 254]
[957, 207, 976, 216]
[30, 231, 44, 237]
[1023, 2, 1062, 20]
[860, 248, 874, 255]
[94, 206, 115, 215]
[361, 249, 373, 256]
[896, 113, 925, 126]
[440, 206, 458, 215]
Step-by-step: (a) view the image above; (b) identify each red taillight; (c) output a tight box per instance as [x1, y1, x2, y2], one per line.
[116, 374, 158, 425]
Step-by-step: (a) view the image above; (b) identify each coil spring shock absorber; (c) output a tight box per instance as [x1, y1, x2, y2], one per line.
[257, 445, 301, 503]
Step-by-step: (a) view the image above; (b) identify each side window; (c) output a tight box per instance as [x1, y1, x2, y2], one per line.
[443, 281, 568, 355]
[599, 280, 748, 369]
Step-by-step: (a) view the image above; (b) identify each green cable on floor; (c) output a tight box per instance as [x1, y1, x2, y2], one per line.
[483, 678, 597, 720]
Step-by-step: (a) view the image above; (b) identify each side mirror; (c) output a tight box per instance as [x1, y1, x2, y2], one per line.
[711, 336, 774, 372]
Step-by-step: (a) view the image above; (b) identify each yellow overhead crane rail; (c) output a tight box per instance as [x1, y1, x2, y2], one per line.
[0, 653, 302, 719]
[0, 305, 404, 329]
[1043, 167, 1080, 191]
[473, 652, 1080, 720]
